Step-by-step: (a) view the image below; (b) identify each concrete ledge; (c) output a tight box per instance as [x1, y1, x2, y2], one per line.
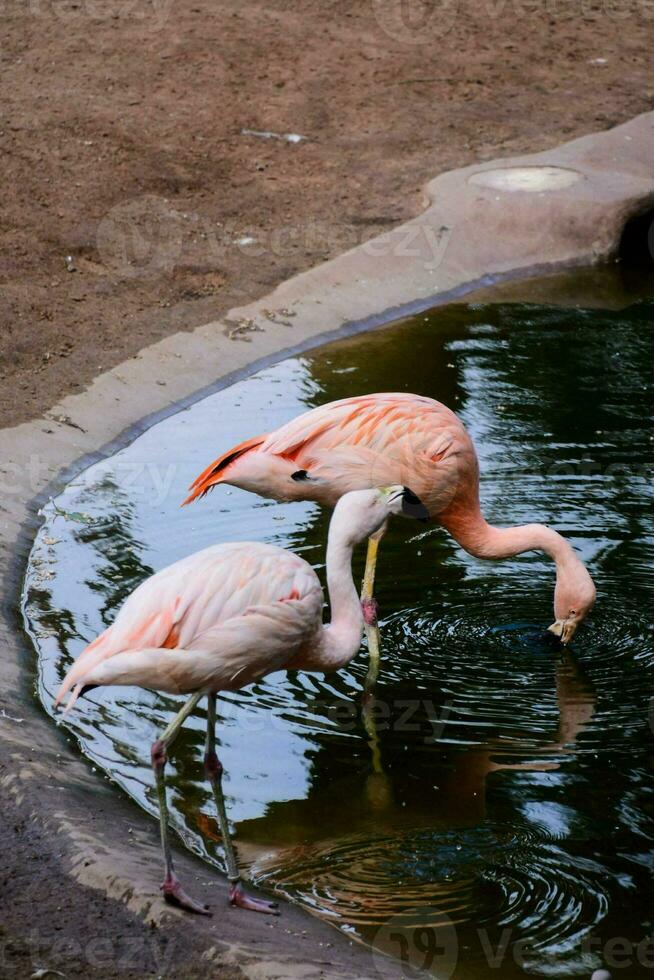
[1, 112, 653, 976]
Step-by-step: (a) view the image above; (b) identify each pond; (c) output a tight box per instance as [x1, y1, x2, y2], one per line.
[23, 271, 654, 978]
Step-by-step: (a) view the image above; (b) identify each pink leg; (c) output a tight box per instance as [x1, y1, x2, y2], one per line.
[151, 736, 211, 916]
[360, 530, 384, 696]
[361, 597, 379, 626]
[205, 693, 279, 915]
[229, 880, 279, 914]
[161, 869, 212, 916]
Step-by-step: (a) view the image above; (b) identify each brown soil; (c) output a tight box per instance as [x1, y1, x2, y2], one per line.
[0, 780, 242, 980]
[1, 0, 653, 429]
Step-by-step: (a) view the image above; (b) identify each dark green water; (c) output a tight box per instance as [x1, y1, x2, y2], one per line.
[23, 288, 654, 978]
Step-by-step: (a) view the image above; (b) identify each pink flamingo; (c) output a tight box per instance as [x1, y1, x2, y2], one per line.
[185, 392, 596, 644]
[55, 486, 426, 916]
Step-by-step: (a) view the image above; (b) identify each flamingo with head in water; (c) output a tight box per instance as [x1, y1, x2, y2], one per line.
[184, 392, 596, 644]
[55, 486, 427, 916]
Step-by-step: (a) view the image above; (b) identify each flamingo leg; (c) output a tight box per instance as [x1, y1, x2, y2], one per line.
[360, 526, 386, 774]
[361, 523, 386, 685]
[151, 691, 211, 915]
[204, 692, 279, 915]
[360, 526, 384, 627]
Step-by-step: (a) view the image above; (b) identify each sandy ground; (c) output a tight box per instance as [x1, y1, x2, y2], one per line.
[2, 1, 654, 977]
[2, 0, 653, 429]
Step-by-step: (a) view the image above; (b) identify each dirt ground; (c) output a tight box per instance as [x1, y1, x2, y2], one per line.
[0, 783, 241, 980]
[1, 0, 653, 429]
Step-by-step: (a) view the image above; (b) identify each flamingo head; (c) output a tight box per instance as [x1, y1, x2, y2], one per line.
[334, 485, 429, 546]
[548, 559, 596, 644]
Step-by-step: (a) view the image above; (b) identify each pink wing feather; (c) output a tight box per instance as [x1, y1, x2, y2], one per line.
[56, 542, 323, 712]
[259, 393, 448, 457]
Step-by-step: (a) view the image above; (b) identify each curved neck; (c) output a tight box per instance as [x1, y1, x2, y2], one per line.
[441, 505, 576, 570]
[318, 523, 365, 671]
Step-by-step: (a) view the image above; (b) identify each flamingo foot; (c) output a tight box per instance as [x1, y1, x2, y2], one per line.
[361, 597, 379, 626]
[229, 881, 280, 915]
[161, 871, 211, 916]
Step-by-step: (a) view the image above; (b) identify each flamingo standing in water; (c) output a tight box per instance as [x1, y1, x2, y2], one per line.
[55, 486, 427, 915]
[185, 392, 596, 646]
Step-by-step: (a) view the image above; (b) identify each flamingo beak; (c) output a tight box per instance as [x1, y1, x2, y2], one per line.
[401, 487, 430, 522]
[547, 618, 577, 645]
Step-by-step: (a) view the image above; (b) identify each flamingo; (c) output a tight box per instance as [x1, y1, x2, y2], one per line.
[184, 392, 596, 645]
[54, 486, 427, 916]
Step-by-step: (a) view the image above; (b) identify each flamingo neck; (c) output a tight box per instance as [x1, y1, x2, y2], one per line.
[441, 506, 576, 571]
[319, 526, 365, 671]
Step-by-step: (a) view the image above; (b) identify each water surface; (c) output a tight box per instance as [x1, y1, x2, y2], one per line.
[24, 286, 654, 978]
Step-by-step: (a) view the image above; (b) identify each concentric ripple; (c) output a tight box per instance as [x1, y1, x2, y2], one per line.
[23, 289, 654, 976]
[251, 824, 550, 928]
[377, 591, 654, 755]
[251, 823, 611, 974]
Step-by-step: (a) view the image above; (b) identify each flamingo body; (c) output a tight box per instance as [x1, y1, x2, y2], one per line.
[56, 543, 323, 709]
[185, 392, 474, 519]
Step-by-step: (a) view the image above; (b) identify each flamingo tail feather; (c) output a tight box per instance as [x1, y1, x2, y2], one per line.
[182, 433, 267, 505]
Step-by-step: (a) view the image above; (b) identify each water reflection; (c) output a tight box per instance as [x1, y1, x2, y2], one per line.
[23, 292, 654, 977]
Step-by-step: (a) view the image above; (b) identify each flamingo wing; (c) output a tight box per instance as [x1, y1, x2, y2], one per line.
[56, 542, 323, 710]
[54, 581, 189, 708]
[260, 392, 453, 460]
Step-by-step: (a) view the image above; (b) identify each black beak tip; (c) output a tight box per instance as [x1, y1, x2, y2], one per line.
[401, 486, 430, 522]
